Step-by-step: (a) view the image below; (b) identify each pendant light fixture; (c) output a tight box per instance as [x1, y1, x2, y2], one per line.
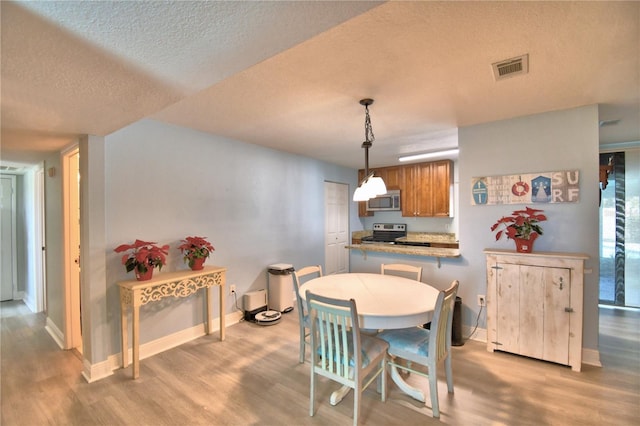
[353, 98, 387, 202]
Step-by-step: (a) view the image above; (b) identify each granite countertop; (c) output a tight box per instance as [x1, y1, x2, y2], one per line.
[345, 243, 460, 258]
[396, 232, 458, 245]
[349, 230, 460, 258]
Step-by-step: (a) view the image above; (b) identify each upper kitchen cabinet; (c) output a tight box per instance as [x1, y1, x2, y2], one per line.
[402, 162, 433, 217]
[402, 160, 453, 217]
[357, 161, 452, 218]
[431, 160, 453, 217]
[376, 166, 401, 190]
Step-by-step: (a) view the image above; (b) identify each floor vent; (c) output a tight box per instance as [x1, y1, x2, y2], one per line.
[492, 54, 529, 81]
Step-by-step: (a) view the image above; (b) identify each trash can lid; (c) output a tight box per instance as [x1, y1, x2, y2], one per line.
[268, 263, 293, 270]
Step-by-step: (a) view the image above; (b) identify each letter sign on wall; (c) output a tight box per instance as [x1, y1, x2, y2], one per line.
[471, 170, 580, 205]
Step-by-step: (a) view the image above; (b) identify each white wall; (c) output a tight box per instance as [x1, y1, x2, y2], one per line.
[351, 105, 601, 353]
[44, 104, 600, 371]
[460, 105, 600, 351]
[44, 153, 65, 329]
[102, 119, 359, 359]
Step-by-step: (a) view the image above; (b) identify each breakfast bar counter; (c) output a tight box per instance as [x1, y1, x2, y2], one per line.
[348, 229, 460, 266]
[346, 243, 460, 258]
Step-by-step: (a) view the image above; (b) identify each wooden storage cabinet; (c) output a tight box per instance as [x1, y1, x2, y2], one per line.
[484, 250, 588, 372]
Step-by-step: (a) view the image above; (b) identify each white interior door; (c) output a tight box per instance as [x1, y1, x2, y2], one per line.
[324, 181, 349, 275]
[35, 167, 47, 312]
[1, 175, 17, 301]
[63, 148, 82, 350]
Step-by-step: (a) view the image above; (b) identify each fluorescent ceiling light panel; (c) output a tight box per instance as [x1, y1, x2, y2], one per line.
[398, 149, 459, 162]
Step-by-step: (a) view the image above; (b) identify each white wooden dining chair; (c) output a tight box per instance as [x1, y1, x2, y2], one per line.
[377, 280, 459, 418]
[292, 265, 323, 363]
[305, 290, 388, 426]
[381, 263, 423, 282]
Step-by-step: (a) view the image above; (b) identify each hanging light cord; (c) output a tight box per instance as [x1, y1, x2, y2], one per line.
[353, 98, 386, 201]
[363, 103, 375, 144]
[360, 99, 375, 178]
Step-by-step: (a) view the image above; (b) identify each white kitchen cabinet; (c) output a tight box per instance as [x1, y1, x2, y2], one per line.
[484, 249, 589, 372]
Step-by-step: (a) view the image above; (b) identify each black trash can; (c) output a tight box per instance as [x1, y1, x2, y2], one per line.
[452, 296, 464, 346]
[422, 296, 463, 346]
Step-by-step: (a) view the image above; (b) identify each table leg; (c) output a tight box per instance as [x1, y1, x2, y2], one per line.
[120, 293, 128, 368]
[205, 287, 212, 335]
[389, 364, 425, 402]
[219, 283, 225, 341]
[132, 305, 140, 379]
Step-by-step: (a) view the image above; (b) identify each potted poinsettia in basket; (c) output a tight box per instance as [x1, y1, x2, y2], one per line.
[114, 239, 170, 281]
[178, 236, 215, 270]
[490, 207, 547, 253]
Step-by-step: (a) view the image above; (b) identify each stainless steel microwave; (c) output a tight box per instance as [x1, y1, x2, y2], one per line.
[366, 189, 401, 211]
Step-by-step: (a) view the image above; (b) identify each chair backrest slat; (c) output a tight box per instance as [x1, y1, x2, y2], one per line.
[294, 265, 323, 315]
[430, 281, 459, 363]
[381, 263, 423, 282]
[307, 290, 361, 381]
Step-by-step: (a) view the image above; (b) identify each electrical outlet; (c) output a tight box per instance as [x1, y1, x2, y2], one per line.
[477, 295, 486, 307]
[229, 284, 236, 295]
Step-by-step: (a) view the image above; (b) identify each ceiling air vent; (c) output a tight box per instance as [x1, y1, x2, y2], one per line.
[0, 165, 20, 172]
[492, 54, 529, 81]
[599, 119, 620, 127]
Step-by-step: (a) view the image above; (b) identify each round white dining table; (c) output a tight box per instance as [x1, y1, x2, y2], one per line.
[299, 272, 441, 404]
[299, 272, 440, 330]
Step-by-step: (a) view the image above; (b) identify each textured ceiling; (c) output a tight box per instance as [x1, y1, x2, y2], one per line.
[1, 1, 638, 169]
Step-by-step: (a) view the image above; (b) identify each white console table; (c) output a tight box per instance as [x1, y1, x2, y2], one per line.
[118, 265, 226, 379]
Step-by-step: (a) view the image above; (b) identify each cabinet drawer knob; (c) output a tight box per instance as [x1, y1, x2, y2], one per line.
[564, 307, 574, 313]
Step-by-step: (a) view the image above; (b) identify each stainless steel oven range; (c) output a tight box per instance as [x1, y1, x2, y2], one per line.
[360, 223, 407, 244]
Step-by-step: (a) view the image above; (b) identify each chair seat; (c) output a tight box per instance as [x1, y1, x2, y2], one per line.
[378, 327, 431, 360]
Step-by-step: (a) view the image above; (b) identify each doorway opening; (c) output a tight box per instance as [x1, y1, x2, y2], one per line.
[599, 150, 639, 308]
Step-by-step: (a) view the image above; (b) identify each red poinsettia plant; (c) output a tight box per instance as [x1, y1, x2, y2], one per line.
[114, 239, 170, 275]
[178, 236, 215, 268]
[491, 207, 547, 241]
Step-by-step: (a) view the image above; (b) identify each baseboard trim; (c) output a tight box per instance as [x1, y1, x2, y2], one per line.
[464, 325, 487, 343]
[82, 310, 244, 383]
[45, 316, 65, 349]
[582, 348, 602, 367]
[82, 357, 113, 383]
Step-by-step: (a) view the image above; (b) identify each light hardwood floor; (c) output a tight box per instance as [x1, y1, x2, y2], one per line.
[1, 301, 638, 425]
